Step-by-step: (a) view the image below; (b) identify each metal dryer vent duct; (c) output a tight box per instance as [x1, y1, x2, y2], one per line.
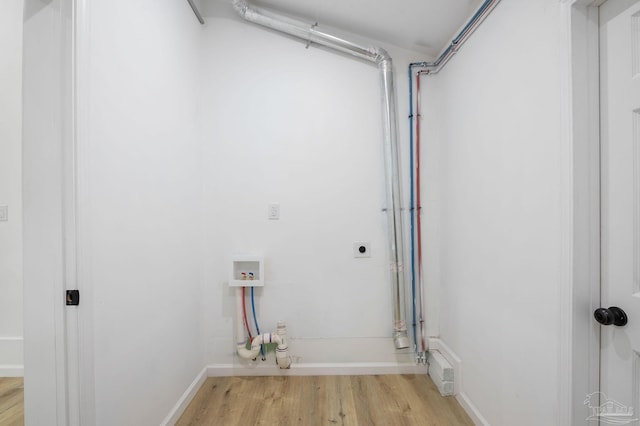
[232, 0, 410, 350]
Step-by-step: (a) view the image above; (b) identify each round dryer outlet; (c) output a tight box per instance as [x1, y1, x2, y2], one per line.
[353, 242, 371, 258]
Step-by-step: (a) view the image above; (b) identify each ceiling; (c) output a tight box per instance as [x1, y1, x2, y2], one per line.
[206, 0, 485, 58]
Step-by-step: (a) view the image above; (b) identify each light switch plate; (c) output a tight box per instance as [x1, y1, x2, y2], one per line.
[268, 202, 280, 220]
[0, 206, 7, 222]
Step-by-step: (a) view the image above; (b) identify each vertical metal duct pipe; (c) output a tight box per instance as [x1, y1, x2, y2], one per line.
[232, 0, 410, 349]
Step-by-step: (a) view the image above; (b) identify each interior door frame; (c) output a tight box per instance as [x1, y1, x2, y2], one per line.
[22, 0, 87, 424]
[562, 0, 604, 424]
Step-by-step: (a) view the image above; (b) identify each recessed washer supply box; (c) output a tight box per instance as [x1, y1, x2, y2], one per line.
[229, 255, 264, 287]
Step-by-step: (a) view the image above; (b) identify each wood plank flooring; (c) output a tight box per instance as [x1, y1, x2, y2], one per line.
[177, 375, 473, 426]
[0, 377, 24, 426]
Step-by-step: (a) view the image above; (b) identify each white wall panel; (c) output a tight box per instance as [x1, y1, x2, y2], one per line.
[426, 0, 566, 424]
[85, 0, 204, 424]
[0, 0, 24, 375]
[199, 15, 423, 367]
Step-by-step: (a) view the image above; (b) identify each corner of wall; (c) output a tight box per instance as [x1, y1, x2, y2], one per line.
[160, 367, 208, 426]
[428, 337, 489, 425]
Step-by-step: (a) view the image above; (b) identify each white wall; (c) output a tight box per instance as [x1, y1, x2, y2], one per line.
[0, 0, 24, 377]
[424, 0, 567, 424]
[200, 9, 425, 369]
[85, 0, 204, 424]
[21, 0, 579, 422]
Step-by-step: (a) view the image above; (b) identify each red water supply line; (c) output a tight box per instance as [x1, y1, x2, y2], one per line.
[242, 287, 253, 341]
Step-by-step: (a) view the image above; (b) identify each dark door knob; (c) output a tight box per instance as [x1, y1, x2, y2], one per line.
[594, 306, 628, 326]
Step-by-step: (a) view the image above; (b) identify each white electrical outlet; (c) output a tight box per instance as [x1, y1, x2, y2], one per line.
[268, 202, 280, 220]
[354, 242, 371, 258]
[0, 206, 7, 222]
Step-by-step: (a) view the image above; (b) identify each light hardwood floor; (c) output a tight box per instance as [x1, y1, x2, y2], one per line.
[0, 377, 24, 426]
[177, 375, 473, 426]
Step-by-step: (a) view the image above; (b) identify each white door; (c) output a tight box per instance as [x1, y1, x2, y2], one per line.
[599, 0, 640, 424]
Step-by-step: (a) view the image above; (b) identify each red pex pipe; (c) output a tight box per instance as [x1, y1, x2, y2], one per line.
[242, 287, 253, 340]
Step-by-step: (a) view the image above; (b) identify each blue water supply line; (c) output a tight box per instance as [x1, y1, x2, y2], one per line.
[408, 66, 417, 353]
[407, 0, 500, 357]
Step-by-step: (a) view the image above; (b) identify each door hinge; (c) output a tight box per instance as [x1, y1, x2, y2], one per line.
[66, 289, 80, 306]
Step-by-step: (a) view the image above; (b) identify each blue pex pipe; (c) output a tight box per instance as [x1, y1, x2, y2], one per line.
[413, 0, 498, 73]
[406, 0, 499, 357]
[452, 0, 494, 45]
[408, 64, 417, 353]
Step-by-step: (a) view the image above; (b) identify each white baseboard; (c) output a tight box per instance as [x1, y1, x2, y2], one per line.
[0, 365, 24, 377]
[207, 362, 425, 376]
[0, 337, 23, 377]
[160, 367, 208, 426]
[456, 392, 490, 426]
[209, 336, 418, 366]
